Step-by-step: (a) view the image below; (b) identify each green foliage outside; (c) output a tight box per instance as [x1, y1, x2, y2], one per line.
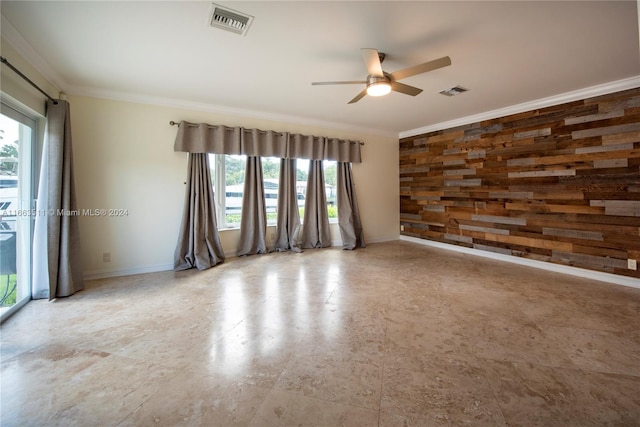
[225, 156, 246, 185]
[327, 204, 337, 219]
[262, 158, 280, 180]
[324, 163, 336, 186]
[0, 144, 18, 158]
[225, 212, 277, 225]
[225, 213, 241, 225]
[0, 274, 17, 306]
[0, 143, 18, 175]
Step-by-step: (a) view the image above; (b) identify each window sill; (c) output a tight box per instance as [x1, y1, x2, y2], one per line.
[219, 220, 339, 232]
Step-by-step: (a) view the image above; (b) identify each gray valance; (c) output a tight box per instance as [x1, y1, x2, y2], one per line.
[173, 121, 362, 163]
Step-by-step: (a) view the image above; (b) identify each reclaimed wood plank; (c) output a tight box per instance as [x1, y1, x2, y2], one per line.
[602, 131, 640, 145]
[484, 234, 573, 251]
[514, 128, 552, 139]
[593, 158, 628, 168]
[564, 110, 625, 125]
[542, 227, 604, 241]
[603, 200, 640, 216]
[507, 202, 604, 214]
[459, 224, 510, 235]
[571, 122, 640, 139]
[508, 169, 576, 178]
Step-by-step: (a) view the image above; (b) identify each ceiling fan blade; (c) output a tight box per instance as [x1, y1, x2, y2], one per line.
[361, 48, 384, 77]
[390, 56, 452, 81]
[348, 88, 368, 104]
[391, 81, 423, 96]
[312, 81, 366, 85]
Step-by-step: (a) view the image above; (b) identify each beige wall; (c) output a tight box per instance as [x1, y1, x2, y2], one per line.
[69, 95, 399, 277]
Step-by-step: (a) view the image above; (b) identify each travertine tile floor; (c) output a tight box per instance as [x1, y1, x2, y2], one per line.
[1, 241, 640, 426]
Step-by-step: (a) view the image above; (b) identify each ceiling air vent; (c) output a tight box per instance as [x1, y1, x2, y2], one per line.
[439, 86, 468, 97]
[208, 3, 254, 36]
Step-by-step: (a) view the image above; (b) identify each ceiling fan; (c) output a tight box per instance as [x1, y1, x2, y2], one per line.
[312, 48, 451, 104]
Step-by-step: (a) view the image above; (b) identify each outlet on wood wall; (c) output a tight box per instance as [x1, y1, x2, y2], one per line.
[400, 87, 640, 279]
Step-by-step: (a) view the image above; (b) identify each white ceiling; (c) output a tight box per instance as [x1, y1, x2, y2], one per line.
[1, 1, 639, 136]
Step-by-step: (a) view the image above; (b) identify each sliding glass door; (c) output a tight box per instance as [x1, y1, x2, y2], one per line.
[0, 103, 36, 321]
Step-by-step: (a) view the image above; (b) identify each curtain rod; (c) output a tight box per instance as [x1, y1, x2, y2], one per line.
[169, 121, 365, 145]
[0, 56, 58, 105]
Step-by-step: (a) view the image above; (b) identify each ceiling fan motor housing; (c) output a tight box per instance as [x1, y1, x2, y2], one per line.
[367, 74, 391, 85]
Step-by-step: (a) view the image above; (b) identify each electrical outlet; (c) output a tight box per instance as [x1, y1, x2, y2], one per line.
[628, 259, 637, 271]
[103, 252, 111, 263]
[400, 225, 405, 232]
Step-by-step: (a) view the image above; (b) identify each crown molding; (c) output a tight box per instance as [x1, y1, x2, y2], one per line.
[66, 85, 398, 139]
[0, 14, 68, 93]
[399, 76, 640, 139]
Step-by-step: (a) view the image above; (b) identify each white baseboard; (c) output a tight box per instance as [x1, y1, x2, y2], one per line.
[400, 235, 640, 289]
[83, 263, 174, 280]
[80, 236, 437, 281]
[82, 241, 342, 280]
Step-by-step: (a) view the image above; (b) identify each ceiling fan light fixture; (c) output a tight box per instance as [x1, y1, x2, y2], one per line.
[367, 82, 391, 97]
[366, 75, 392, 97]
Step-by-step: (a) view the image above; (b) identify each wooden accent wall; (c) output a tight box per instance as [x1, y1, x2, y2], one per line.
[399, 87, 640, 279]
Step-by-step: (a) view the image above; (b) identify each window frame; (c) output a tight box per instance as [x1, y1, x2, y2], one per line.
[0, 101, 39, 323]
[211, 154, 339, 230]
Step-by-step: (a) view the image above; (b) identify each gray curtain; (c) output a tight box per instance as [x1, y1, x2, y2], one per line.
[337, 162, 366, 250]
[273, 158, 301, 252]
[174, 153, 225, 270]
[174, 121, 362, 163]
[300, 160, 331, 249]
[237, 156, 267, 255]
[32, 99, 83, 300]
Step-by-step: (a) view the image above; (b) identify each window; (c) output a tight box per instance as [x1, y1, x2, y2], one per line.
[1, 102, 37, 322]
[209, 154, 337, 229]
[262, 157, 280, 226]
[210, 154, 245, 228]
[324, 160, 337, 222]
[296, 159, 338, 223]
